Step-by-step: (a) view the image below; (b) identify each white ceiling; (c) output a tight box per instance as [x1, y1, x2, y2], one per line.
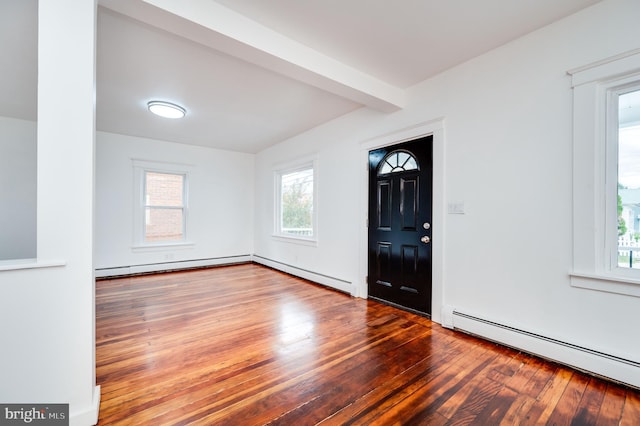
[96, 7, 362, 153]
[2, 0, 606, 153]
[214, 0, 601, 89]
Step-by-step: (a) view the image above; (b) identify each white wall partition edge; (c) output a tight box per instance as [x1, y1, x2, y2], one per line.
[0, 1, 101, 425]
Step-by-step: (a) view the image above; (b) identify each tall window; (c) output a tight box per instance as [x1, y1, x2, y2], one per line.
[613, 87, 640, 270]
[144, 171, 186, 242]
[275, 161, 316, 241]
[569, 49, 640, 294]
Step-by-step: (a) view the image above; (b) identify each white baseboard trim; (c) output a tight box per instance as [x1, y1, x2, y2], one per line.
[69, 385, 100, 426]
[253, 255, 353, 295]
[451, 309, 640, 389]
[95, 255, 252, 278]
[440, 304, 455, 329]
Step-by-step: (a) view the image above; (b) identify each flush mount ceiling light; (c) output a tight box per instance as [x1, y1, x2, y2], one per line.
[147, 101, 186, 119]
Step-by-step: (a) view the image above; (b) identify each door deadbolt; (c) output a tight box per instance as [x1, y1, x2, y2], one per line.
[423, 222, 431, 230]
[420, 236, 431, 244]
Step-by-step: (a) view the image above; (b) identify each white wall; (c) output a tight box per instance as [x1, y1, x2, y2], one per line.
[95, 132, 254, 273]
[254, 0, 640, 387]
[254, 109, 377, 293]
[0, 116, 36, 260]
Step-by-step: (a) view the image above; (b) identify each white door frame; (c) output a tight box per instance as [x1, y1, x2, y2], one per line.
[357, 118, 445, 324]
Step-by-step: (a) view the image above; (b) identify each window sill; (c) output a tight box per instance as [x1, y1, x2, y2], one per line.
[570, 271, 640, 298]
[0, 258, 66, 272]
[131, 241, 195, 253]
[272, 235, 318, 247]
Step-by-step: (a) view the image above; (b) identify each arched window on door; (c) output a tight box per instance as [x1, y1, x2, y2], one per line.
[378, 150, 419, 175]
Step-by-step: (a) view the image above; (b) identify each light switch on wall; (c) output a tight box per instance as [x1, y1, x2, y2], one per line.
[448, 202, 465, 214]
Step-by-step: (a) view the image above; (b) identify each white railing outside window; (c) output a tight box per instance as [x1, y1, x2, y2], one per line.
[281, 228, 313, 237]
[617, 236, 640, 269]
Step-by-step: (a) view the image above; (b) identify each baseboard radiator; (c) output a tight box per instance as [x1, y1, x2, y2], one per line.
[95, 255, 354, 297]
[95, 255, 252, 278]
[252, 255, 352, 295]
[441, 306, 640, 389]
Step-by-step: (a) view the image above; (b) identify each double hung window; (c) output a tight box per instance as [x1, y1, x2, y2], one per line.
[133, 160, 190, 247]
[274, 159, 317, 242]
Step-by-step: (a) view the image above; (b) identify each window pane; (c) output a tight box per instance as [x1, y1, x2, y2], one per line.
[380, 163, 392, 174]
[145, 208, 183, 242]
[389, 153, 399, 168]
[616, 88, 640, 268]
[405, 157, 418, 170]
[397, 151, 410, 168]
[145, 172, 184, 207]
[281, 168, 313, 236]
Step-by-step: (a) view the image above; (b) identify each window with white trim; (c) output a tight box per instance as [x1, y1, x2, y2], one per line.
[608, 86, 640, 272]
[570, 49, 640, 295]
[274, 160, 317, 242]
[133, 160, 190, 247]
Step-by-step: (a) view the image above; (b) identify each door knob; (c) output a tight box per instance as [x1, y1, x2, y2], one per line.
[420, 236, 430, 244]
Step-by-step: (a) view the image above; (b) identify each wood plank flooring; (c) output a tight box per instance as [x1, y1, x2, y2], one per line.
[96, 263, 640, 425]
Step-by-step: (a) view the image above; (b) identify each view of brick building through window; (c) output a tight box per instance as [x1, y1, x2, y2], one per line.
[144, 171, 185, 242]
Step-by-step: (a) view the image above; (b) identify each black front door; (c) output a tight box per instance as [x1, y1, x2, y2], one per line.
[367, 136, 433, 315]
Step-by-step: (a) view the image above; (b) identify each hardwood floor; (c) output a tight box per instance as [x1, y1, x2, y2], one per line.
[96, 263, 640, 425]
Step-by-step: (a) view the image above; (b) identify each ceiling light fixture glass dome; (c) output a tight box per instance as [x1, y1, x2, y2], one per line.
[147, 101, 186, 119]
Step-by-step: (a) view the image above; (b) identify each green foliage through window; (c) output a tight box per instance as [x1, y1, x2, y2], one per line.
[618, 193, 627, 237]
[280, 167, 313, 237]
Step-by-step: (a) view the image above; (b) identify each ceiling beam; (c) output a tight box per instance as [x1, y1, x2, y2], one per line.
[99, 0, 405, 112]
